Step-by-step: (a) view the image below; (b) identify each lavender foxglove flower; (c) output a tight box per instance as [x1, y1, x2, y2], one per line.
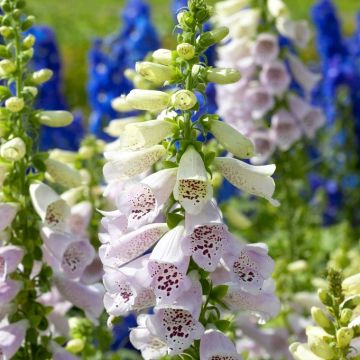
[0, 320, 28, 359]
[0, 245, 24, 281]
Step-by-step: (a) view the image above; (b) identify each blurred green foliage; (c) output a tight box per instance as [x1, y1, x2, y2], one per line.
[26, 0, 360, 116]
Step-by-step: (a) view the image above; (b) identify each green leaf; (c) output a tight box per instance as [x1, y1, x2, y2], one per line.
[211, 285, 229, 301]
[214, 319, 231, 332]
[200, 278, 211, 295]
[167, 213, 184, 229]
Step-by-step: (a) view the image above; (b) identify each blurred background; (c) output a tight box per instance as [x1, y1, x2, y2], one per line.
[26, 0, 359, 116]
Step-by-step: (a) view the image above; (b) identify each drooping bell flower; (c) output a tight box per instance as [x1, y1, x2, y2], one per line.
[0, 320, 28, 360]
[0, 203, 18, 232]
[0, 279, 22, 305]
[0, 245, 24, 281]
[200, 329, 242, 360]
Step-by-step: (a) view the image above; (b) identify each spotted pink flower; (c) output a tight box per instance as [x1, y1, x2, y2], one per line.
[200, 329, 242, 360]
[182, 201, 232, 272]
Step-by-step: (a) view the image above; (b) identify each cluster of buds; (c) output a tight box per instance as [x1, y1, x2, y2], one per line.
[215, 0, 325, 164]
[99, 0, 280, 358]
[290, 269, 360, 359]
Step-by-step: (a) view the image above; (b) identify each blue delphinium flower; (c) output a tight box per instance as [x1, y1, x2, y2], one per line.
[27, 25, 84, 150]
[87, 0, 160, 139]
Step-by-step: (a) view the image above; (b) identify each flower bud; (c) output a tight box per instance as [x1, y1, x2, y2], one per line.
[171, 90, 197, 110]
[206, 67, 241, 84]
[177, 43, 195, 60]
[21, 15, 35, 31]
[60, 186, 85, 206]
[0, 59, 16, 75]
[65, 339, 84, 354]
[104, 117, 140, 137]
[21, 48, 34, 62]
[23, 34, 36, 49]
[311, 307, 334, 333]
[45, 158, 82, 188]
[49, 149, 78, 164]
[135, 61, 175, 84]
[111, 95, 133, 112]
[215, 0, 252, 17]
[37, 110, 73, 127]
[5, 97, 24, 112]
[0, 137, 26, 161]
[342, 273, 360, 296]
[336, 327, 353, 348]
[0, 26, 12, 38]
[209, 120, 254, 158]
[152, 48, 174, 65]
[290, 342, 324, 360]
[340, 309, 353, 325]
[23, 86, 38, 97]
[0, 163, 8, 185]
[80, 169, 91, 185]
[197, 27, 229, 49]
[341, 294, 360, 310]
[267, 0, 289, 18]
[126, 90, 170, 112]
[31, 69, 53, 85]
[318, 289, 332, 306]
[78, 145, 94, 160]
[177, 10, 194, 28]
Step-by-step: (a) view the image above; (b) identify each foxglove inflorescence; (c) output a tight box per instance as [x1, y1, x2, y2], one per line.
[215, 0, 325, 165]
[99, 1, 280, 358]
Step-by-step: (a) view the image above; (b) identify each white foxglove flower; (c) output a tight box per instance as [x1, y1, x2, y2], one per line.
[173, 146, 213, 215]
[45, 158, 82, 188]
[249, 130, 276, 165]
[171, 90, 198, 110]
[277, 19, 311, 49]
[288, 93, 312, 120]
[121, 119, 173, 150]
[200, 330, 242, 360]
[222, 243, 275, 294]
[99, 210, 128, 244]
[0, 320, 28, 360]
[209, 120, 255, 159]
[145, 277, 204, 355]
[0, 203, 18, 231]
[31, 69, 53, 85]
[130, 314, 168, 360]
[271, 109, 302, 151]
[183, 201, 232, 271]
[146, 225, 191, 303]
[41, 227, 95, 279]
[116, 168, 177, 228]
[224, 279, 281, 321]
[0, 245, 24, 281]
[260, 61, 290, 95]
[214, 157, 279, 206]
[30, 182, 70, 231]
[5, 97, 24, 113]
[103, 145, 166, 182]
[49, 149, 78, 164]
[54, 274, 104, 323]
[104, 117, 140, 137]
[215, 0, 252, 17]
[0, 137, 26, 161]
[287, 53, 321, 93]
[104, 223, 168, 267]
[37, 111, 74, 127]
[301, 108, 325, 139]
[206, 67, 241, 84]
[244, 83, 274, 120]
[126, 90, 170, 112]
[252, 33, 279, 65]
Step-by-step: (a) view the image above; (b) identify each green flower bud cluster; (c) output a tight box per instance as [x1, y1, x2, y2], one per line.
[290, 269, 360, 360]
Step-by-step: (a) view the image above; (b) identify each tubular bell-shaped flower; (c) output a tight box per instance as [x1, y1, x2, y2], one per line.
[0, 320, 28, 360]
[0, 203, 18, 231]
[173, 146, 213, 215]
[200, 329, 242, 360]
[214, 157, 279, 206]
[0, 245, 24, 281]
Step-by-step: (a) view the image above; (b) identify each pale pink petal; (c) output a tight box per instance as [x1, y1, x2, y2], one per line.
[54, 275, 104, 323]
[0, 245, 24, 281]
[50, 342, 80, 360]
[0, 279, 21, 304]
[68, 201, 92, 235]
[104, 223, 168, 266]
[288, 94, 312, 120]
[249, 130, 276, 165]
[300, 108, 325, 139]
[0, 203, 18, 231]
[0, 320, 28, 359]
[200, 329, 242, 360]
[81, 256, 104, 284]
[244, 84, 274, 119]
